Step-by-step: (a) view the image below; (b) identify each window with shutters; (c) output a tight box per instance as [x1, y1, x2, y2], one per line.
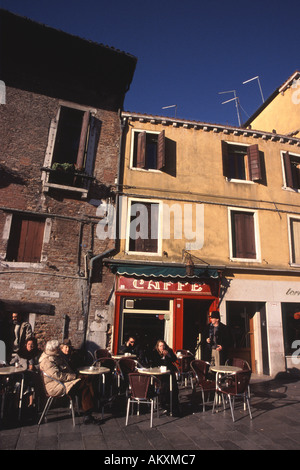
[131, 130, 165, 171]
[229, 209, 259, 261]
[6, 215, 45, 263]
[41, 103, 100, 197]
[126, 199, 161, 254]
[282, 151, 300, 191]
[222, 141, 262, 182]
[288, 216, 300, 265]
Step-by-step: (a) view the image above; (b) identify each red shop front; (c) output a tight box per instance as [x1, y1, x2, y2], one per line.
[112, 272, 220, 355]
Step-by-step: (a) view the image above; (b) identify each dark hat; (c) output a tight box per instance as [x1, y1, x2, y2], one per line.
[210, 310, 220, 319]
[62, 338, 72, 346]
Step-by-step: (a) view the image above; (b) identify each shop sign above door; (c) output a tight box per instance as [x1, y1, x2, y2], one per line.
[117, 275, 215, 295]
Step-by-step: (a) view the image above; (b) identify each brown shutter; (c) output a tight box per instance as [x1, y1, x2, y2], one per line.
[283, 152, 294, 188]
[247, 144, 262, 181]
[157, 130, 166, 170]
[221, 141, 229, 177]
[233, 212, 256, 259]
[76, 111, 90, 170]
[136, 132, 146, 168]
[18, 218, 45, 262]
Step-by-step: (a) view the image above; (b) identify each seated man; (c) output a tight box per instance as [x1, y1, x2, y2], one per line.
[39, 339, 97, 424]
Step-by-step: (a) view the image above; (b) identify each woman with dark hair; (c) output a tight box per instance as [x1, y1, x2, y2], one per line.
[151, 339, 180, 415]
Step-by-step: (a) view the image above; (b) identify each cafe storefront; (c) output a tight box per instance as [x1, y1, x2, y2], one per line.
[109, 262, 221, 356]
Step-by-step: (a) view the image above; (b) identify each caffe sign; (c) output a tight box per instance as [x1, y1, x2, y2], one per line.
[117, 275, 215, 295]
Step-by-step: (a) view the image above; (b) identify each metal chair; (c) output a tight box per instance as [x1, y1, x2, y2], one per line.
[126, 372, 160, 428]
[226, 357, 251, 370]
[190, 359, 216, 411]
[94, 348, 111, 360]
[212, 369, 252, 422]
[38, 371, 78, 427]
[118, 357, 137, 394]
[177, 354, 194, 387]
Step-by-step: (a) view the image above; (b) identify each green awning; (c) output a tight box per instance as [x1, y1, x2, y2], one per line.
[110, 263, 219, 279]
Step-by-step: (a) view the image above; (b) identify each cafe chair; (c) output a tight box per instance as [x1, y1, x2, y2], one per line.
[118, 357, 137, 392]
[177, 355, 194, 387]
[212, 370, 252, 422]
[94, 348, 111, 360]
[93, 357, 118, 396]
[38, 371, 79, 427]
[176, 349, 194, 357]
[225, 357, 251, 371]
[126, 373, 160, 428]
[190, 360, 216, 412]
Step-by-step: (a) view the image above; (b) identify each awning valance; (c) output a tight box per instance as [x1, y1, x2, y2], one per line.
[109, 262, 219, 279]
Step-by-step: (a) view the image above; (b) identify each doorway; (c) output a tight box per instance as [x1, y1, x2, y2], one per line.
[183, 299, 212, 355]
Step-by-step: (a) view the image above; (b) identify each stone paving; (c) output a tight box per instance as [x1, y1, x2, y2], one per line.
[1, 370, 300, 451]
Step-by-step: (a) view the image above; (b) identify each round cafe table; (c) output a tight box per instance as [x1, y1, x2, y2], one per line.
[137, 367, 173, 416]
[210, 364, 243, 409]
[0, 366, 25, 420]
[78, 366, 110, 411]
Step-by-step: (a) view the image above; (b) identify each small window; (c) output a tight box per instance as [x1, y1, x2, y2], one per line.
[6, 215, 45, 263]
[222, 141, 262, 182]
[283, 152, 300, 190]
[289, 217, 300, 264]
[127, 200, 159, 253]
[230, 210, 257, 260]
[131, 130, 165, 170]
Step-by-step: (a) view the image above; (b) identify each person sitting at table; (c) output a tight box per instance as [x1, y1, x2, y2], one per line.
[8, 312, 33, 362]
[10, 336, 41, 408]
[150, 339, 180, 416]
[39, 339, 97, 424]
[120, 335, 149, 367]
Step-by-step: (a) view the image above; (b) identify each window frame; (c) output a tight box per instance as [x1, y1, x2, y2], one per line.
[41, 101, 98, 198]
[281, 150, 300, 192]
[287, 214, 300, 266]
[2, 213, 52, 267]
[228, 207, 261, 262]
[125, 197, 162, 256]
[130, 129, 165, 172]
[222, 140, 262, 184]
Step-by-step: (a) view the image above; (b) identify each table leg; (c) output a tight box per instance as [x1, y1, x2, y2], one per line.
[169, 374, 173, 416]
[18, 374, 24, 421]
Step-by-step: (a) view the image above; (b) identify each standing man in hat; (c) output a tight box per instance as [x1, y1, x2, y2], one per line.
[202, 311, 231, 366]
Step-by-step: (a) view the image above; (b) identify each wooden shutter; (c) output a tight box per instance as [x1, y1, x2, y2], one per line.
[136, 132, 146, 168]
[76, 111, 90, 170]
[221, 141, 229, 177]
[85, 116, 101, 174]
[283, 152, 294, 188]
[157, 130, 166, 170]
[233, 212, 256, 259]
[7, 216, 45, 262]
[247, 144, 262, 181]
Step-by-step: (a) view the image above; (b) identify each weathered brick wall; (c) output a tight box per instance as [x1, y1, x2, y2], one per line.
[0, 86, 119, 353]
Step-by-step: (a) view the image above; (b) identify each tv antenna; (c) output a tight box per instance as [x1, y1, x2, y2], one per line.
[218, 90, 241, 126]
[162, 104, 177, 118]
[242, 75, 265, 103]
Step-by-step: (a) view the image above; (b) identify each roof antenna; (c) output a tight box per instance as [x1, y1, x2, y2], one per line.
[218, 90, 241, 126]
[162, 104, 177, 118]
[242, 76, 265, 103]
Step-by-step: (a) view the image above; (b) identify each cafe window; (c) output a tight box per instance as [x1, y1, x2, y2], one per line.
[119, 297, 173, 352]
[282, 303, 300, 356]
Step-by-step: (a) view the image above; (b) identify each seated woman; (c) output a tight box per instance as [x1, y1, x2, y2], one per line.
[39, 339, 97, 424]
[150, 339, 180, 415]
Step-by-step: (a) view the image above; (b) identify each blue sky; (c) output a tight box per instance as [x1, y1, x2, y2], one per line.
[1, 0, 299, 126]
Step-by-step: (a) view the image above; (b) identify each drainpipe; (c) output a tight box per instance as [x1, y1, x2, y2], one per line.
[83, 112, 126, 348]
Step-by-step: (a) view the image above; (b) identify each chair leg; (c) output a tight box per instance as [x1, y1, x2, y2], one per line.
[69, 398, 76, 427]
[150, 400, 154, 428]
[125, 398, 131, 426]
[246, 394, 253, 420]
[38, 396, 53, 426]
[228, 395, 235, 422]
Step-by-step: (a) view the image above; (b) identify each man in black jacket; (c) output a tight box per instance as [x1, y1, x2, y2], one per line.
[202, 311, 231, 366]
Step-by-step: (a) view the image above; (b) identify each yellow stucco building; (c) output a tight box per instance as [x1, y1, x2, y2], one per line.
[106, 109, 300, 377]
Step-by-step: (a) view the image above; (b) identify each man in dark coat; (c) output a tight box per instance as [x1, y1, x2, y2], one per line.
[202, 311, 231, 366]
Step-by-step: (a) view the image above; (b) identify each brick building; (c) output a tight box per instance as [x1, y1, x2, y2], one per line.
[0, 10, 136, 358]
